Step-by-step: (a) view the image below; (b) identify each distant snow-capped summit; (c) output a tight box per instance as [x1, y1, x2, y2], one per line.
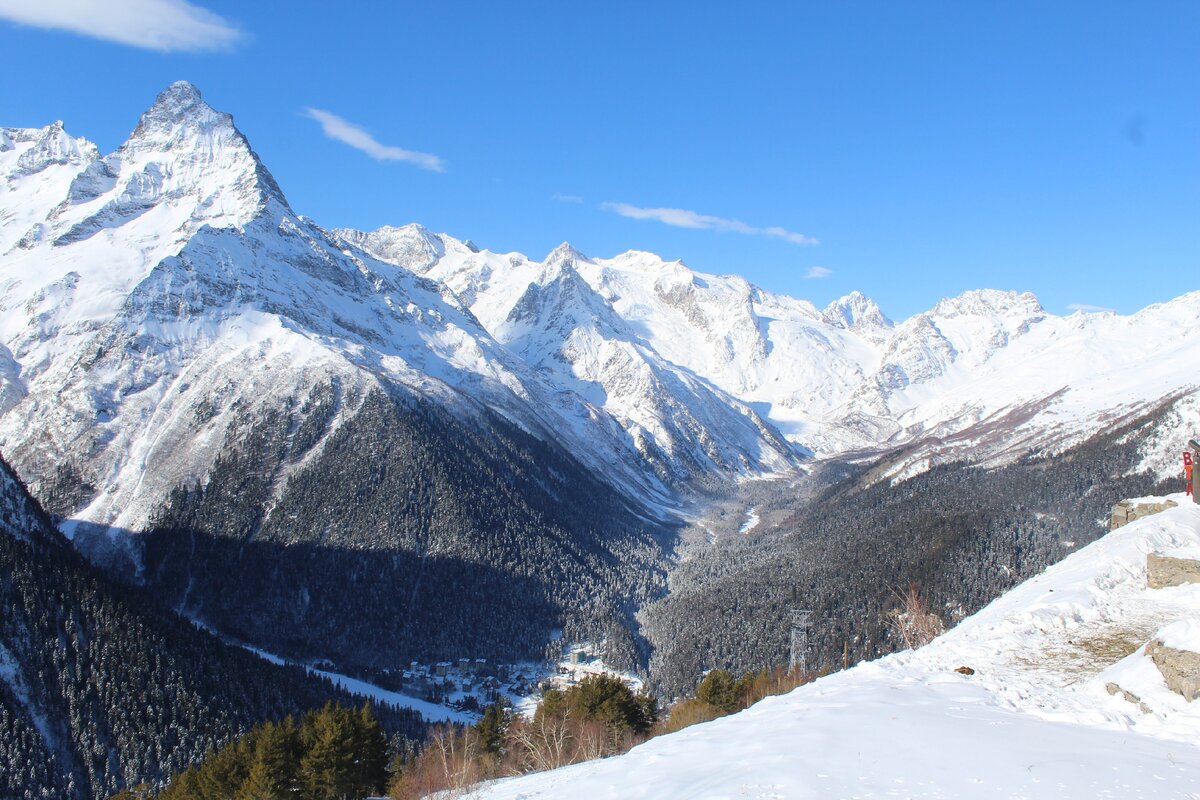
[823, 290, 892, 332]
[334, 223, 446, 273]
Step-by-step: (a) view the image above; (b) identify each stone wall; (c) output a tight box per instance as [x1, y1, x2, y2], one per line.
[1110, 498, 1178, 531]
[1147, 554, 1200, 589]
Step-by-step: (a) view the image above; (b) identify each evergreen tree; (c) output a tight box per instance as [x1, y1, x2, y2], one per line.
[474, 705, 509, 757]
[695, 670, 739, 714]
[351, 704, 388, 796]
[236, 719, 299, 800]
[299, 704, 358, 800]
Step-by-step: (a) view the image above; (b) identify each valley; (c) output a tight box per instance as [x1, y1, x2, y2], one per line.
[1, 81, 1197, 797]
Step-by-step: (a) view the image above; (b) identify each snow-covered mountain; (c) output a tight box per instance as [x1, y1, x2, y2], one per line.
[3, 84, 1198, 791]
[2, 81, 1197, 565]
[481, 496, 1200, 799]
[0, 83, 799, 563]
[342, 222, 1199, 474]
[336, 231, 800, 484]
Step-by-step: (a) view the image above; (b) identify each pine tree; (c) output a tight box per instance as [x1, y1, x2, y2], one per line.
[236, 718, 299, 800]
[299, 704, 357, 800]
[351, 704, 388, 796]
[696, 670, 739, 714]
[474, 705, 509, 757]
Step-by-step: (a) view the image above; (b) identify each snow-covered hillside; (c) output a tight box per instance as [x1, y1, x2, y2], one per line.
[481, 497, 1200, 799]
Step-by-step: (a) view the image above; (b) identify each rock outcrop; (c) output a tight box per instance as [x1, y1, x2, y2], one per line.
[1147, 640, 1200, 701]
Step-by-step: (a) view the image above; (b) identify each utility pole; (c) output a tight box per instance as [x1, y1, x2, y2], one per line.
[789, 608, 811, 676]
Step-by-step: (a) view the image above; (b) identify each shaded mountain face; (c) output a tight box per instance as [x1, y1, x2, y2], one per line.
[139, 385, 673, 668]
[0, 456, 425, 800]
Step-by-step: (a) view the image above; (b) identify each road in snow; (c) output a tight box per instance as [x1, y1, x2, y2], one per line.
[479, 495, 1200, 799]
[204, 634, 473, 724]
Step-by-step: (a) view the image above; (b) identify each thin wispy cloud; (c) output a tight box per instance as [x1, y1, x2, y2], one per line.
[805, 266, 832, 279]
[303, 108, 445, 172]
[1067, 303, 1115, 313]
[0, 0, 243, 52]
[601, 202, 818, 245]
[553, 193, 584, 204]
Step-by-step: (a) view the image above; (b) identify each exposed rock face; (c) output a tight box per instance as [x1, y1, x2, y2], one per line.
[1111, 498, 1178, 530]
[1147, 640, 1200, 701]
[1147, 553, 1200, 589]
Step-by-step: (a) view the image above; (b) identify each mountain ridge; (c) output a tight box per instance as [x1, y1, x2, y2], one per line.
[346, 217, 1199, 466]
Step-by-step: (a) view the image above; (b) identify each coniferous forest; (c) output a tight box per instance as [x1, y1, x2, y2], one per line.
[138, 386, 673, 670]
[0, 459, 423, 800]
[641, 403, 1178, 695]
[150, 703, 390, 800]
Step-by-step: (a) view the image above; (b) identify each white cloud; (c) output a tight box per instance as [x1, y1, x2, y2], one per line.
[303, 108, 445, 172]
[601, 202, 817, 245]
[0, 0, 243, 52]
[553, 193, 584, 204]
[1067, 303, 1115, 313]
[805, 266, 832, 279]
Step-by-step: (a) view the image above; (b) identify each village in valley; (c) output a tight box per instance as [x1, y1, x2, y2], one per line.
[353, 641, 645, 718]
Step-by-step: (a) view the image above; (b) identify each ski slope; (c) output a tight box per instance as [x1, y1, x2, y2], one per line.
[481, 496, 1200, 799]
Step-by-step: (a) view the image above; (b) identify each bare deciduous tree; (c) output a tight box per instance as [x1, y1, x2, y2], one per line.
[887, 583, 945, 649]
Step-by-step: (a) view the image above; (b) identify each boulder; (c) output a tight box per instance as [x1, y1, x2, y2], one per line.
[1147, 640, 1200, 702]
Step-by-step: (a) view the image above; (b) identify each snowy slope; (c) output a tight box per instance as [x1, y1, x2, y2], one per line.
[481, 497, 1200, 799]
[0, 85, 542, 538]
[334, 230, 802, 483]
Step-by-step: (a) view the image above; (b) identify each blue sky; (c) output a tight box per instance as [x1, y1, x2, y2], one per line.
[0, 1, 1195, 319]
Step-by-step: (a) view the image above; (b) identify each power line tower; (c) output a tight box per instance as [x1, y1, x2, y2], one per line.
[789, 608, 811, 675]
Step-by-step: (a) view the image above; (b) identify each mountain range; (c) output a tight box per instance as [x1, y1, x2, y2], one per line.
[4, 84, 1196, 545]
[1, 83, 1198, 794]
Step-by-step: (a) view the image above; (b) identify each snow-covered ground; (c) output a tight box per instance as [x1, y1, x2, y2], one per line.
[739, 506, 761, 535]
[303, 665, 473, 725]
[479, 496, 1200, 799]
